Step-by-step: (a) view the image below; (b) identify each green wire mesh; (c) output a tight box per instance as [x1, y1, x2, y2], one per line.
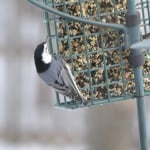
[30, 0, 150, 109]
[137, 0, 150, 34]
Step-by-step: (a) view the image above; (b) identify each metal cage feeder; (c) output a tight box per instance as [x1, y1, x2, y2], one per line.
[28, 0, 150, 109]
[27, 0, 150, 149]
[28, 0, 150, 150]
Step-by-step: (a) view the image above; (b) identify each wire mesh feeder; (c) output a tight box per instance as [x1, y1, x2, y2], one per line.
[29, 0, 150, 109]
[28, 1, 150, 149]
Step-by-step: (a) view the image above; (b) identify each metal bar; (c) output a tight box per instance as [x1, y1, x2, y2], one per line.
[27, 0, 127, 32]
[127, 0, 148, 150]
[140, 0, 147, 33]
[44, 0, 53, 54]
[147, 0, 150, 26]
[136, 96, 148, 150]
[78, 0, 94, 104]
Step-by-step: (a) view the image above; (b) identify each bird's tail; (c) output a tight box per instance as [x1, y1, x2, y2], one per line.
[69, 90, 88, 105]
[78, 95, 88, 105]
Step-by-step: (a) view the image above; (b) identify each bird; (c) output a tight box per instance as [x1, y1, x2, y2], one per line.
[34, 42, 88, 105]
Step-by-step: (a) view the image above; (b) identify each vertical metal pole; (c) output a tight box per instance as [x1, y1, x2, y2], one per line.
[127, 0, 148, 150]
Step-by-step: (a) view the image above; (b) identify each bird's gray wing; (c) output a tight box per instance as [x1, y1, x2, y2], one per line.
[54, 55, 82, 97]
[62, 62, 88, 105]
[43, 55, 88, 104]
[38, 56, 69, 95]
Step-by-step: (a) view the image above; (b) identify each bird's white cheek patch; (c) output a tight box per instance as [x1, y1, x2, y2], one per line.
[42, 52, 52, 64]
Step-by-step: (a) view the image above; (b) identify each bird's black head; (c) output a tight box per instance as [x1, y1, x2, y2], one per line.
[34, 42, 51, 73]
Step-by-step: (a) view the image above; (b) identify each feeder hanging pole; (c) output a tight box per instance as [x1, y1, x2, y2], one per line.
[127, 0, 148, 150]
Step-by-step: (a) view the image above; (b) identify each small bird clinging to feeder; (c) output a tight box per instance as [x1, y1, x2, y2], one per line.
[34, 42, 88, 105]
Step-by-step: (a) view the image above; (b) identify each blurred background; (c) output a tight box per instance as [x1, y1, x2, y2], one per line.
[0, 0, 150, 150]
